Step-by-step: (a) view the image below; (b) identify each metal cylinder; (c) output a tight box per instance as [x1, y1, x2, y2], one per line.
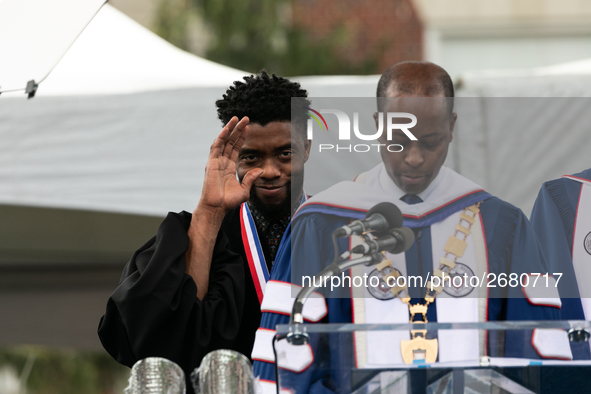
[191, 349, 256, 394]
[125, 357, 186, 394]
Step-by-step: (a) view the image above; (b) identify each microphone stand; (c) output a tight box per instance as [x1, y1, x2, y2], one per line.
[273, 245, 384, 394]
[287, 252, 384, 345]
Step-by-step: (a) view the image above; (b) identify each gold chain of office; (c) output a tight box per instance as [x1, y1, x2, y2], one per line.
[373, 202, 482, 363]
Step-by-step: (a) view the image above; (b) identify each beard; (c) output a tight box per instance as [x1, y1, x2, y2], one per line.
[249, 181, 292, 218]
[249, 173, 305, 218]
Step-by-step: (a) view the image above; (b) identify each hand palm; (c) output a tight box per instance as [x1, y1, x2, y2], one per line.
[202, 155, 248, 210]
[199, 116, 261, 213]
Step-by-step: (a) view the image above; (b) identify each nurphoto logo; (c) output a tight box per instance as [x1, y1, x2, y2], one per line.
[304, 108, 418, 153]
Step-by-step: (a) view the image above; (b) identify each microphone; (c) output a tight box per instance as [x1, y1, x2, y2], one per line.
[333, 202, 403, 238]
[287, 227, 413, 345]
[350, 227, 415, 255]
[287, 252, 384, 345]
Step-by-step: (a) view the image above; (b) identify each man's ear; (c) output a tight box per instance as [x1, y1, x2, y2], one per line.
[449, 112, 457, 143]
[373, 112, 379, 129]
[304, 138, 311, 162]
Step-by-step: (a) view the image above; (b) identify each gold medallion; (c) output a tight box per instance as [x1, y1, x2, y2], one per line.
[397, 203, 481, 365]
[400, 336, 438, 364]
[368, 204, 482, 365]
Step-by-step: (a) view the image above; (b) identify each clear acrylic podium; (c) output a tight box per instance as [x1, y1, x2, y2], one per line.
[275, 321, 591, 394]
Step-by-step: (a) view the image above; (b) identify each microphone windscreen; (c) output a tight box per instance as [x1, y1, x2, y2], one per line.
[395, 227, 415, 253]
[366, 202, 403, 229]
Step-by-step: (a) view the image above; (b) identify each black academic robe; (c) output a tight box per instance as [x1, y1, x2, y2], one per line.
[98, 206, 272, 392]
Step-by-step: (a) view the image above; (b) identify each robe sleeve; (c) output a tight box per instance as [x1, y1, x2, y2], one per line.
[253, 213, 349, 393]
[530, 180, 580, 299]
[481, 199, 570, 360]
[286, 214, 355, 394]
[97, 211, 245, 379]
[290, 212, 352, 297]
[530, 180, 590, 359]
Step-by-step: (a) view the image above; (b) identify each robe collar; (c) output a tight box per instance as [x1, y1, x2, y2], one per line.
[295, 164, 492, 228]
[378, 164, 444, 203]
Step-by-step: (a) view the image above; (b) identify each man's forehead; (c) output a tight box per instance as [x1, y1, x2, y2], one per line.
[247, 121, 308, 143]
[385, 83, 445, 98]
[240, 121, 293, 150]
[379, 95, 449, 117]
[246, 121, 291, 135]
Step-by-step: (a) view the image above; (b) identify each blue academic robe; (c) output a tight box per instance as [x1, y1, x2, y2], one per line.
[530, 167, 591, 360]
[255, 193, 563, 393]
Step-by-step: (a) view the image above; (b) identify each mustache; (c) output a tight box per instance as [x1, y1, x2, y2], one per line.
[249, 182, 292, 216]
[400, 173, 429, 177]
[253, 183, 286, 188]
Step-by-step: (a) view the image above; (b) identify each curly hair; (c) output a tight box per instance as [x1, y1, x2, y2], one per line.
[216, 71, 310, 139]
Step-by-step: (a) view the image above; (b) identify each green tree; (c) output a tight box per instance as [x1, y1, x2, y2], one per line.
[154, 0, 382, 75]
[154, 0, 193, 51]
[0, 346, 128, 394]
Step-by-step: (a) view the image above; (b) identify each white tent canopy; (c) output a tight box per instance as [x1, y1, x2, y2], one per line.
[0, 3, 382, 351]
[457, 57, 591, 97]
[3, 4, 248, 96]
[0, 4, 380, 218]
[4, 2, 588, 218]
[0, 0, 106, 93]
[1, 5, 248, 217]
[4, 4, 588, 351]
[454, 58, 591, 214]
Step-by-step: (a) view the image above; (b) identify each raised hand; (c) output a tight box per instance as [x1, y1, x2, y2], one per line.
[187, 116, 263, 299]
[198, 116, 263, 214]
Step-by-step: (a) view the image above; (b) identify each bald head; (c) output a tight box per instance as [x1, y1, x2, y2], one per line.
[374, 61, 457, 194]
[376, 61, 454, 114]
[377, 61, 454, 97]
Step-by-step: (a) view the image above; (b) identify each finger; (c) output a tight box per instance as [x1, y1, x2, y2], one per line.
[222, 116, 249, 157]
[229, 124, 248, 163]
[222, 116, 248, 157]
[240, 168, 263, 192]
[210, 117, 239, 156]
